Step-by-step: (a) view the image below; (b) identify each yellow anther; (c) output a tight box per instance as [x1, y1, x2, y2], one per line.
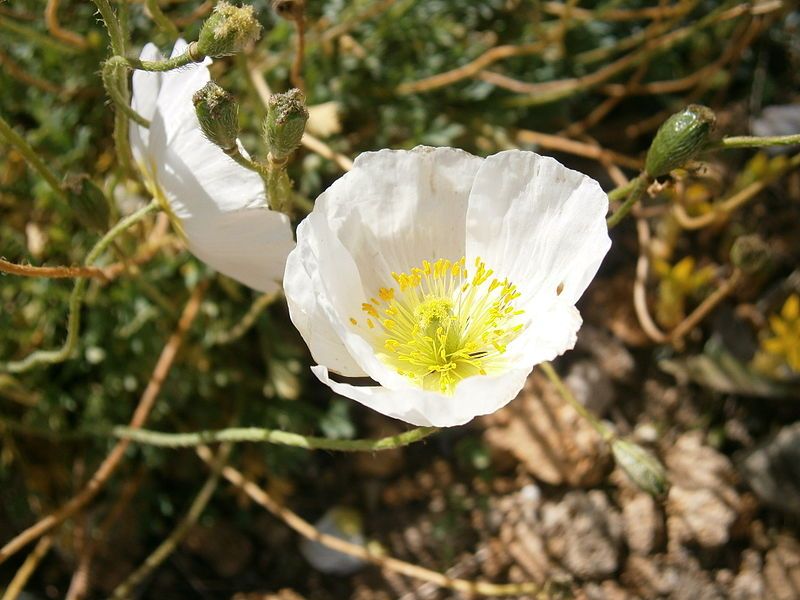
[349, 318, 357, 326]
[359, 255, 524, 395]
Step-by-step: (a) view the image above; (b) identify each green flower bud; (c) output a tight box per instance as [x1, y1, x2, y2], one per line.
[196, 1, 262, 58]
[612, 438, 669, 497]
[730, 234, 771, 274]
[64, 174, 111, 233]
[263, 88, 308, 162]
[645, 104, 716, 178]
[193, 81, 239, 152]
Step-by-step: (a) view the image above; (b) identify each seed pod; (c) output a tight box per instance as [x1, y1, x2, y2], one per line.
[612, 438, 669, 497]
[64, 174, 111, 233]
[197, 1, 262, 58]
[645, 104, 716, 178]
[193, 81, 239, 153]
[263, 88, 308, 162]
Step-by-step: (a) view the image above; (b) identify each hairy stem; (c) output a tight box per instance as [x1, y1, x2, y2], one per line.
[112, 425, 439, 451]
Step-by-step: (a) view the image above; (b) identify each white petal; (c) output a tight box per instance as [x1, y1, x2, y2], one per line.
[313, 146, 482, 293]
[183, 207, 294, 294]
[130, 43, 163, 174]
[284, 219, 366, 376]
[466, 150, 610, 307]
[312, 364, 531, 427]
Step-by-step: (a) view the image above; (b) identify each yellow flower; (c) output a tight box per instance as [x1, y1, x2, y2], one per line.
[761, 295, 800, 372]
[652, 256, 715, 328]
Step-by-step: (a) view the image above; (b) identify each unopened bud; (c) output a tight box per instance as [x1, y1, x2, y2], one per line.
[612, 438, 669, 497]
[64, 174, 111, 233]
[193, 82, 239, 152]
[263, 89, 308, 162]
[730, 234, 771, 274]
[645, 104, 716, 178]
[197, 1, 262, 58]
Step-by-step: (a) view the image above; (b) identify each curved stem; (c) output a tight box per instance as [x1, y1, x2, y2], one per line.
[2, 201, 159, 374]
[607, 173, 650, 228]
[112, 425, 438, 451]
[0, 112, 67, 201]
[208, 292, 279, 345]
[102, 61, 150, 127]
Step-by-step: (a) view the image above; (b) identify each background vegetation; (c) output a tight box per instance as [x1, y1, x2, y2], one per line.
[1, 0, 799, 598]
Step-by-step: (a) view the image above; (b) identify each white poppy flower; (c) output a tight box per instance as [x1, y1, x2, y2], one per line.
[129, 39, 294, 293]
[285, 146, 610, 427]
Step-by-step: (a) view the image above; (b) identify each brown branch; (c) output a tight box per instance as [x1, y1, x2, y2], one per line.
[669, 269, 742, 346]
[199, 447, 557, 598]
[45, 0, 89, 49]
[317, 0, 397, 44]
[0, 213, 171, 281]
[515, 128, 642, 170]
[0, 258, 110, 280]
[396, 41, 547, 95]
[542, 1, 696, 22]
[1, 535, 54, 600]
[173, 0, 212, 27]
[0, 283, 206, 566]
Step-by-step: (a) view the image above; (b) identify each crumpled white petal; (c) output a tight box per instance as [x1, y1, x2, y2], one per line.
[129, 40, 294, 293]
[285, 146, 611, 427]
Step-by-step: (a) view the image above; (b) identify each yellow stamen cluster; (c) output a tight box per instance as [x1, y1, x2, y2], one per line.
[352, 257, 525, 394]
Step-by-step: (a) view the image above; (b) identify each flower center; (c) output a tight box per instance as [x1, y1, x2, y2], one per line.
[351, 257, 525, 394]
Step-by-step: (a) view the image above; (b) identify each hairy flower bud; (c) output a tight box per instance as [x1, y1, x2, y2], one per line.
[612, 438, 669, 497]
[645, 104, 716, 178]
[64, 174, 111, 233]
[197, 1, 262, 58]
[730, 234, 771, 274]
[193, 81, 239, 152]
[263, 88, 308, 162]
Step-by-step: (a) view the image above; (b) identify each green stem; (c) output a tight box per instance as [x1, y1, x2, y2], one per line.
[607, 177, 638, 204]
[112, 425, 439, 451]
[209, 292, 280, 346]
[109, 444, 231, 599]
[606, 173, 650, 229]
[2, 201, 159, 374]
[145, 0, 179, 38]
[91, 0, 125, 56]
[710, 133, 800, 150]
[539, 361, 615, 442]
[109, 49, 201, 73]
[0, 112, 68, 201]
[101, 62, 151, 128]
[224, 146, 270, 178]
[92, 0, 134, 174]
[266, 162, 294, 214]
